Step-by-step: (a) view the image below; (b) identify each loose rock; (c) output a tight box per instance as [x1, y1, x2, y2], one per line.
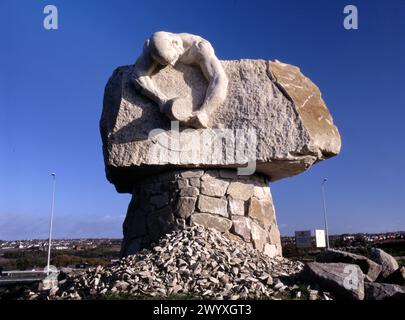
[303, 262, 365, 300]
[369, 248, 399, 279]
[316, 249, 382, 282]
[26, 226, 311, 300]
[364, 282, 405, 300]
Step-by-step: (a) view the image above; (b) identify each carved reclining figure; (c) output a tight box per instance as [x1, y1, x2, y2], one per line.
[132, 31, 229, 128]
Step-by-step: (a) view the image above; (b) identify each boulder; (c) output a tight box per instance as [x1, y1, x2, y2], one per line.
[101, 60, 341, 193]
[303, 262, 365, 300]
[384, 267, 405, 286]
[369, 248, 399, 279]
[316, 249, 382, 281]
[364, 282, 405, 300]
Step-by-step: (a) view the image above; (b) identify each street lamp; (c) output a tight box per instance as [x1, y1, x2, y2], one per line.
[46, 173, 56, 275]
[321, 178, 330, 249]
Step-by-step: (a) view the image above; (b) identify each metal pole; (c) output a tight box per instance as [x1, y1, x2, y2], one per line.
[321, 178, 330, 249]
[46, 173, 56, 275]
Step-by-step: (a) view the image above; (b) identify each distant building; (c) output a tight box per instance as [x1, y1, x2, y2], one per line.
[55, 246, 69, 250]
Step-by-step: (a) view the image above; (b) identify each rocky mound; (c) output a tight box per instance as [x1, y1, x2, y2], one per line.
[26, 226, 333, 300]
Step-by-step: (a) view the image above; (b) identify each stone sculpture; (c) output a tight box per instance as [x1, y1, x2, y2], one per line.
[100, 31, 341, 257]
[132, 31, 229, 128]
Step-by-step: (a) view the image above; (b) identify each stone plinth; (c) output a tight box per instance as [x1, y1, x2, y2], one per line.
[121, 169, 282, 258]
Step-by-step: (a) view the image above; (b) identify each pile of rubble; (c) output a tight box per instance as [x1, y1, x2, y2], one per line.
[26, 226, 333, 300]
[19, 226, 405, 301]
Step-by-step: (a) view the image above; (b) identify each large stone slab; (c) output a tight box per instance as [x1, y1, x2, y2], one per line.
[303, 262, 365, 300]
[101, 59, 341, 193]
[316, 249, 382, 282]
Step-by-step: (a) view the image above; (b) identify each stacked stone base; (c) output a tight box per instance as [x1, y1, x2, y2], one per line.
[121, 169, 282, 258]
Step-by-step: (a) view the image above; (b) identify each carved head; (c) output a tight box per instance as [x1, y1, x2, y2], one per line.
[150, 31, 184, 66]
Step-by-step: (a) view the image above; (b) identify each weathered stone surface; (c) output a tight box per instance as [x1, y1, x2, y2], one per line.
[384, 267, 405, 286]
[369, 248, 399, 279]
[175, 197, 197, 219]
[150, 193, 169, 209]
[177, 178, 188, 189]
[190, 213, 232, 233]
[253, 186, 271, 200]
[228, 197, 245, 216]
[264, 243, 278, 258]
[101, 60, 341, 193]
[250, 222, 267, 251]
[275, 243, 283, 257]
[303, 262, 365, 300]
[180, 170, 204, 179]
[219, 169, 238, 179]
[201, 177, 229, 197]
[179, 186, 199, 197]
[197, 195, 228, 217]
[146, 206, 174, 242]
[268, 60, 341, 158]
[269, 225, 281, 246]
[226, 181, 255, 201]
[189, 177, 201, 187]
[248, 197, 274, 230]
[364, 283, 405, 300]
[123, 198, 147, 238]
[316, 249, 382, 281]
[120, 237, 142, 257]
[231, 216, 251, 242]
[201, 170, 220, 180]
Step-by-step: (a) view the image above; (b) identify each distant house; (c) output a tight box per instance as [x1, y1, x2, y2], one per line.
[55, 246, 69, 250]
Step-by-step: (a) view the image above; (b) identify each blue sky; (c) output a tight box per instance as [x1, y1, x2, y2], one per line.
[0, 0, 404, 240]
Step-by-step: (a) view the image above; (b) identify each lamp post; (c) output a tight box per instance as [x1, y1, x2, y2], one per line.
[46, 173, 56, 275]
[321, 178, 330, 249]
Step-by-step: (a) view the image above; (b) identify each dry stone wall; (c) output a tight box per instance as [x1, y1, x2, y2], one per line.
[121, 169, 282, 258]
